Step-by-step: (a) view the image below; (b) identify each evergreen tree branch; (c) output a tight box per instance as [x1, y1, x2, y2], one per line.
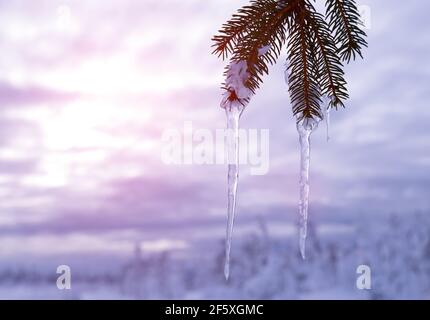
[326, 0, 367, 62]
[212, 0, 279, 60]
[215, 0, 299, 100]
[212, 0, 367, 121]
[304, 1, 349, 108]
[287, 3, 321, 120]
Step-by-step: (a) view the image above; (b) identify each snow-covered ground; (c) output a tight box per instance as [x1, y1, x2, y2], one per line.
[0, 211, 429, 300]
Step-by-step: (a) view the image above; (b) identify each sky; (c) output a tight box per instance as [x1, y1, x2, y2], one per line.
[0, 0, 430, 258]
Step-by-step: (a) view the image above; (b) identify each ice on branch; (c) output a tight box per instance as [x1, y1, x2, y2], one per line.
[221, 44, 270, 112]
[221, 60, 252, 112]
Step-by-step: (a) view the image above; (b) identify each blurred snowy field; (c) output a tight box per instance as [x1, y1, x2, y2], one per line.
[1, 211, 429, 300]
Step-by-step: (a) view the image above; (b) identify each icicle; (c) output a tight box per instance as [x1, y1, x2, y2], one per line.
[322, 95, 331, 142]
[325, 106, 330, 142]
[296, 117, 319, 259]
[220, 59, 250, 280]
[224, 105, 244, 280]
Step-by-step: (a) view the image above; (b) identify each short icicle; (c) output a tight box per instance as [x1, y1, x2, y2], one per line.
[296, 117, 319, 259]
[322, 95, 331, 142]
[325, 106, 330, 142]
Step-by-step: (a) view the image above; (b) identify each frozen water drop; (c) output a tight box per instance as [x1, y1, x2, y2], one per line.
[296, 117, 319, 259]
[224, 105, 244, 280]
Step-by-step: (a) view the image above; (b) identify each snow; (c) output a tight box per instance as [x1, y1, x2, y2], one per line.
[221, 60, 252, 111]
[296, 117, 320, 259]
[1, 212, 429, 299]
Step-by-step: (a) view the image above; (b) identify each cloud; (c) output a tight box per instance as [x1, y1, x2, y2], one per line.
[0, 0, 429, 249]
[0, 81, 78, 107]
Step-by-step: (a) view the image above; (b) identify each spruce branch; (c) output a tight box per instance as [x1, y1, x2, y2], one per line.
[212, 0, 367, 121]
[215, 0, 298, 97]
[326, 0, 368, 62]
[212, 0, 279, 60]
[304, 1, 349, 109]
[287, 2, 322, 120]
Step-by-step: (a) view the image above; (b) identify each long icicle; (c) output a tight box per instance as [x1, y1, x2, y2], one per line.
[296, 118, 318, 259]
[224, 105, 243, 280]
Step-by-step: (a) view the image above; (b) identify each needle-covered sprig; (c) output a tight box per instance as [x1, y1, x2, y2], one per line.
[212, 0, 367, 121]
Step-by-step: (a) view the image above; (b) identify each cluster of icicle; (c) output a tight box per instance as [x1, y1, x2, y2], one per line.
[220, 50, 332, 279]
